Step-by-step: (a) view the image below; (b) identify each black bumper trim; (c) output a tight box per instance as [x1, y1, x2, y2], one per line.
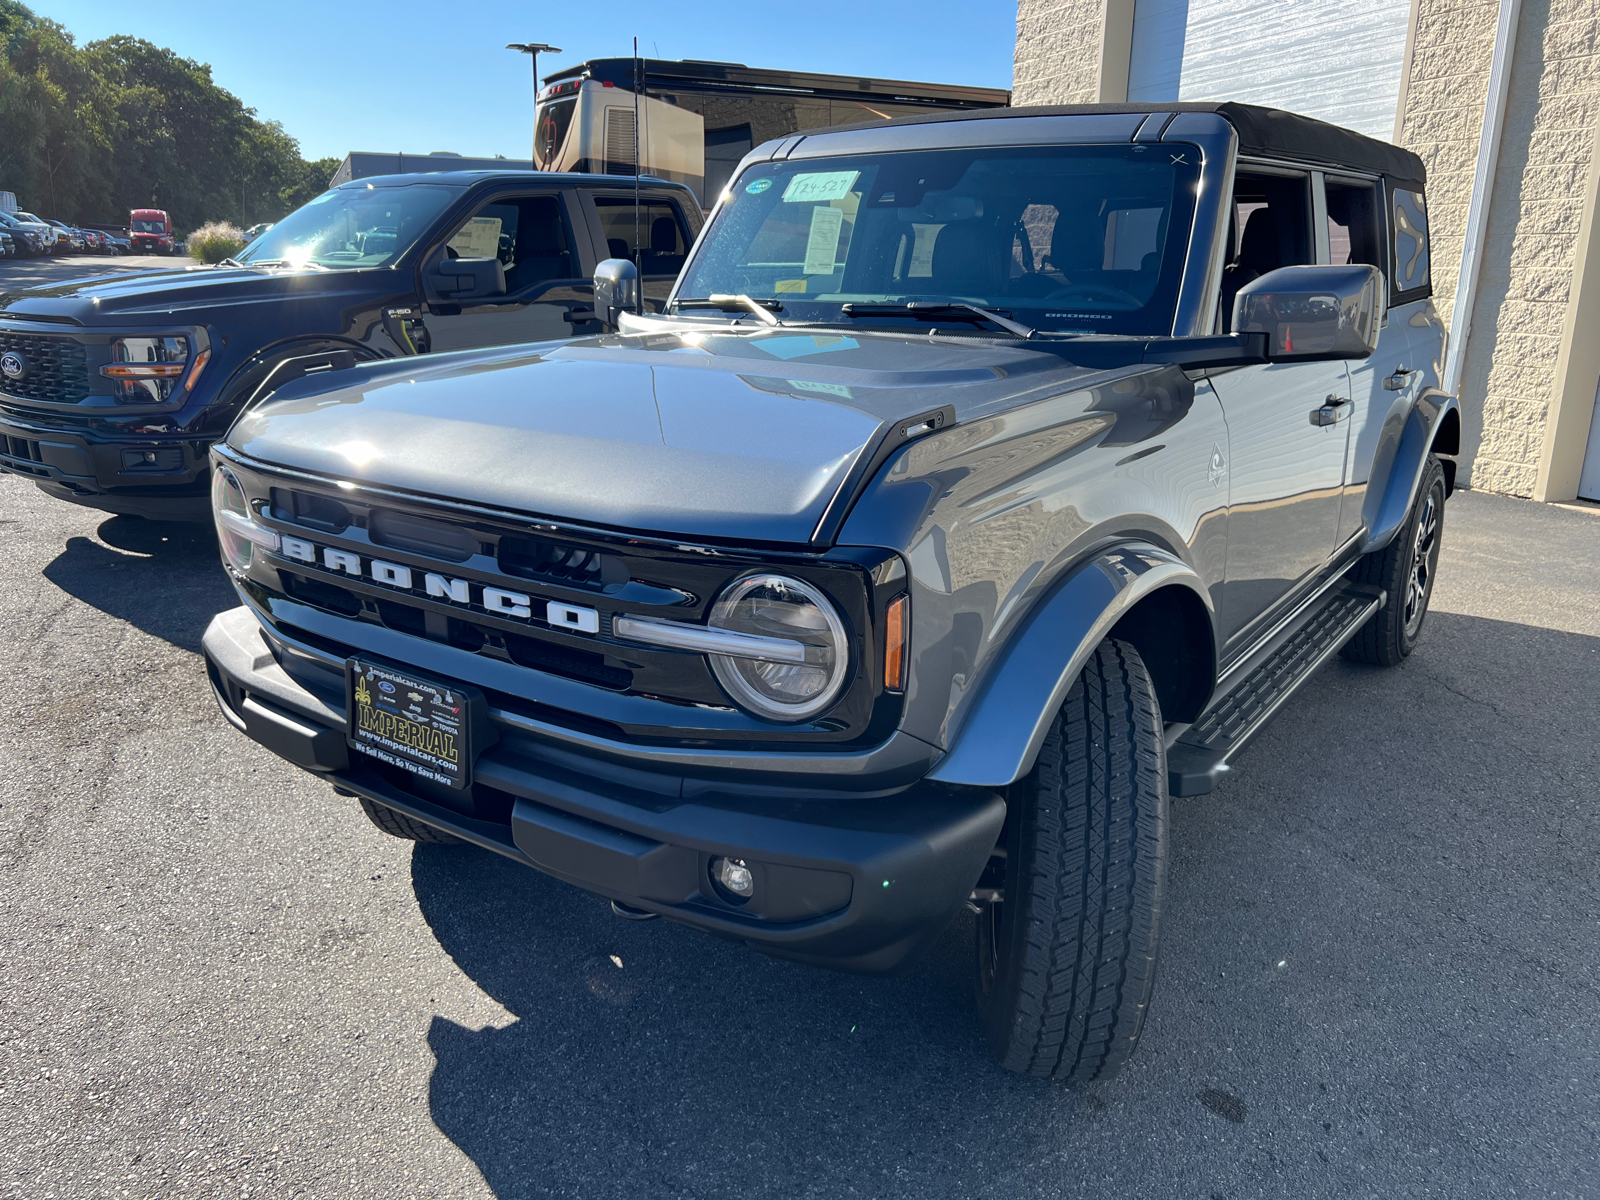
[204, 606, 1005, 973]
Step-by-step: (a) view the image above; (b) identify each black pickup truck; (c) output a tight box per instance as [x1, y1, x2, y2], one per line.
[0, 171, 700, 520]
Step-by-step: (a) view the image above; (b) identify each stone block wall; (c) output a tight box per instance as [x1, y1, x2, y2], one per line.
[1014, 0, 1110, 104]
[1434, 0, 1600, 494]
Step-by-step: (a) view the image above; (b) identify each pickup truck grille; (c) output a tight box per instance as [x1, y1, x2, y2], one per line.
[0, 331, 89, 405]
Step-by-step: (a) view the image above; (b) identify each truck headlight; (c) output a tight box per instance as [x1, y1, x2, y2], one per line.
[707, 574, 850, 721]
[213, 466, 277, 572]
[101, 335, 208, 402]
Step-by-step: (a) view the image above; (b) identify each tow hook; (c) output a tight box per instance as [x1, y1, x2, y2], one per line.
[611, 900, 659, 921]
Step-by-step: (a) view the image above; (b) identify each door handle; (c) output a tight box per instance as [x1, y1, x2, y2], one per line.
[1383, 366, 1417, 391]
[1309, 395, 1351, 427]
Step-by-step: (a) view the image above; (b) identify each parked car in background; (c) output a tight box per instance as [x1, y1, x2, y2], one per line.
[201, 101, 1456, 1083]
[129, 209, 176, 255]
[16, 213, 65, 253]
[0, 170, 701, 519]
[0, 230, 12, 258]
[0, 211, 51, 256]
[48, 221, 86, 253]
[105, 233, 131, 255]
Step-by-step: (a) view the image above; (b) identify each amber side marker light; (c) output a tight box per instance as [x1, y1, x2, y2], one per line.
[884, 593, 908, 692]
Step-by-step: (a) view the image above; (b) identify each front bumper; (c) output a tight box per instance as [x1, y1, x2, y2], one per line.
[0, 410, 211, 518]
[203, 605, 1003, 973]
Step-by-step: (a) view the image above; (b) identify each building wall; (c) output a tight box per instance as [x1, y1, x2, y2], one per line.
[1012, 0, 1600, 500]
[1410, 0, 1600, 494]
[1014, 0, 1115, 104]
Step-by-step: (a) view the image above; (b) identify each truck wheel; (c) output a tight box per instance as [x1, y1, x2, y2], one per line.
[1342, 455, 1446, 667]
[975, 638, 1168, 1083]
[355, 795, 463, 844]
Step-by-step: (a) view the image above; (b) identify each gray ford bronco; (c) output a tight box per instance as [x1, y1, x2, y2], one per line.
[202, 103, 1456, 1082]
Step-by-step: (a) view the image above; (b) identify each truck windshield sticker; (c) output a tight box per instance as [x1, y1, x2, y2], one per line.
[448, 216, 503, 259]
[782, 171, 859, 204]
[745, 178, 773, 194]
[803, 206, 845, 275]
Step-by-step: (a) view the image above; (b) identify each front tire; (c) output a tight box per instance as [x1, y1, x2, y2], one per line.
[975, 639, 1168, 1083]
[1343, 455, 1446, 666]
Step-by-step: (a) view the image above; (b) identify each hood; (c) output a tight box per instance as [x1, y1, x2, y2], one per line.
[228, 329, 1120, 544]
[0, 264, 369, 323]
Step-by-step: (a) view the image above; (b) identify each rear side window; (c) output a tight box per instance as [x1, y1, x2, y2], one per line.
[592, 197, 691, 277]
[1391, 188, 1431, 301]
[1324, 178, 1382, 270]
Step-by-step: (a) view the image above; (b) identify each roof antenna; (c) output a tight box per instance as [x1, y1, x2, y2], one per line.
[633, 36, 642, 304]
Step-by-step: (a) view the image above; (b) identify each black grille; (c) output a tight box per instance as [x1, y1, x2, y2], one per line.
[0, 331, 89, 404]
[2, 435, 42, 462]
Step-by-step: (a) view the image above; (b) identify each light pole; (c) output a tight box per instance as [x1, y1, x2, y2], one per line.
[506, 42, 562, 169]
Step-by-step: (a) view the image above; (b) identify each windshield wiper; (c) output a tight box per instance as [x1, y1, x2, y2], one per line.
[244, 258, 328, 272]
[673, 294, 782, 326]
[841, 301, 1036, 340]
[217, 258, 245, 268]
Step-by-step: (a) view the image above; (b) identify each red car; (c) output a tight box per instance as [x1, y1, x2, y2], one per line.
[128, 209, 175, 255]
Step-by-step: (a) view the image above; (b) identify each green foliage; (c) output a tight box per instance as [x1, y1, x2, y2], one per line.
[0, 2, 334, 231]
[186, 220, 245, 263]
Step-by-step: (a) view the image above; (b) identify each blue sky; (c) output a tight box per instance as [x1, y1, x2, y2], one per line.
[37, 1, 1017, 162]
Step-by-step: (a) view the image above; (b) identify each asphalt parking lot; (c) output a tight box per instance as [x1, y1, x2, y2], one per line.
[1, 473, 1596, 1200]
[0, 253, 185, 292]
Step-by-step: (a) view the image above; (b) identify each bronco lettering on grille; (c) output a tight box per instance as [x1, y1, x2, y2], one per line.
[277, 533, 599, 634]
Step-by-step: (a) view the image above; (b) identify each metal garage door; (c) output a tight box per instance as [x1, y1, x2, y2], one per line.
[1128, 0, 1413, 140]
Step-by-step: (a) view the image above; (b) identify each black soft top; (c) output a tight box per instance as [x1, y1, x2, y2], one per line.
[812, 102, 1427, 189]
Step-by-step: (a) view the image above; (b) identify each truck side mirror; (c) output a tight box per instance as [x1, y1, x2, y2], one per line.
[1232, 264, 1383, 361]
[592, 258, 640, 331]
[426, 257, 506, 301]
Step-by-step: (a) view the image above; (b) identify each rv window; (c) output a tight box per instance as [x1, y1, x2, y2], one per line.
[592, 197, 690, 277]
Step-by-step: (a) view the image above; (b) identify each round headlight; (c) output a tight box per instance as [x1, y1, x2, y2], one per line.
[707, 574, 850, 721]
[212, 466, 253, 572]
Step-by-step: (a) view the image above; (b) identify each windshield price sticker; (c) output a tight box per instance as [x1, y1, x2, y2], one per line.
[782, 171, 860, 204]
[803, 206, 845, 275]
[347, 660, 475, 789]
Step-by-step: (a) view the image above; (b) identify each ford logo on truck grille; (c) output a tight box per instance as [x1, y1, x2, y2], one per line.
[0, 352, 26, 381]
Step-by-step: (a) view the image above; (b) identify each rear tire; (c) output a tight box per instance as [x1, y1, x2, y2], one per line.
[1342, 455, 1446, 667]
[975, 638, 1168, 1083]
[355, 795, 464, 844]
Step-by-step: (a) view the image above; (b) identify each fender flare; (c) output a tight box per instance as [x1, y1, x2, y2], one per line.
[1366, 388, 1458, 552]
[928, 544, 1213, 788]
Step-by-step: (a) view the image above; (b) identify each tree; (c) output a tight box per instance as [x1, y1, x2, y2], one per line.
[0, 2, 333, 230]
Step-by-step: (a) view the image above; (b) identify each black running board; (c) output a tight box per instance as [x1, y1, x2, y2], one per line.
[1167, 580, 1385, 797]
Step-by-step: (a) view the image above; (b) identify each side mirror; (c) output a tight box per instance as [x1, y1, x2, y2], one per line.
[427, 257, 506, 300]
[1233, 264, 1383, 361]
[592, 258, 639, 330]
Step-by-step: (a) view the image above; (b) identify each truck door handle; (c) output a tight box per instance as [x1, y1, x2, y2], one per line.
[1383, 366, 1416, 391]
[1309, 395, 1351, 427]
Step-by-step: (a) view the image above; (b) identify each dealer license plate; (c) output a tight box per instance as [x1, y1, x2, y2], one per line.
[346, 659, 474, 789]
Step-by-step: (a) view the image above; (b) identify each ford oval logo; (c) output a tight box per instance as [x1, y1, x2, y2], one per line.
[0, 352, 25, 381]
[378, 681, 395, 693]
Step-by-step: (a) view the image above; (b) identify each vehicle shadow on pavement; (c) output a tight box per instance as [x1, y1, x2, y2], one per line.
[42, 517, 235, 653]
[409, 608, 1600, 1198]
[410, 847, 1083, 1199]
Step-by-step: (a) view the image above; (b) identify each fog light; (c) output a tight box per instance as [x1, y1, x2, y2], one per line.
[711, 856, 754, 898]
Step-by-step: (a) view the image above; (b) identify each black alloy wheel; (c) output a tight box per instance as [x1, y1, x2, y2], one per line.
[1343, 454, 1447, 666]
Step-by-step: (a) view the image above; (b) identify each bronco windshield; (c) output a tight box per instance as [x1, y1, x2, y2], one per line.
[235, 182, 460, 270]
[678, 144, 1202, 336]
